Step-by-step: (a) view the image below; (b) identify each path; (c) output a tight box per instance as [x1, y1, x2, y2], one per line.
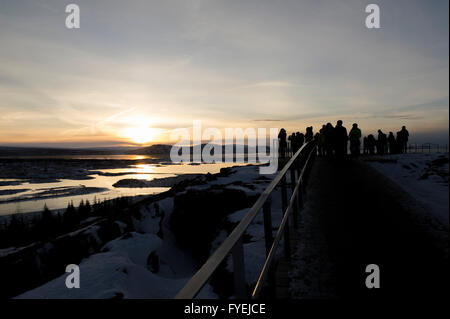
[285, 156, 448, 298]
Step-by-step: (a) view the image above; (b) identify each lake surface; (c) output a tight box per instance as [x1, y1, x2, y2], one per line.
[0, 161, 245, 215]
[0, 155, 155, 160]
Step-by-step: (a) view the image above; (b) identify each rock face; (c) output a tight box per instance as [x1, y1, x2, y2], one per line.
[147, 251, 160, 273]
[113, 179, 152, 188]
[169, 186, 258, 262]
[112, 174, 204, 188]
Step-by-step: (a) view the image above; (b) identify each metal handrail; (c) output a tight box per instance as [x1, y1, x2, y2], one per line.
[175, 142, 317, 299]
[251, 146, 315, 298]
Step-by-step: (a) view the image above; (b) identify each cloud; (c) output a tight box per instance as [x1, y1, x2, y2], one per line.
[0, 0, 448, 146]
[252, 119, 282, 122]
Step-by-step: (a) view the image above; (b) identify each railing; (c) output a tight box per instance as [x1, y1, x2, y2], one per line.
[175, 141, 317, 299]
[407, 143, 448, 153]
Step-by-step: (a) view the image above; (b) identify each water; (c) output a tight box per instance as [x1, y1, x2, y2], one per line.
[0, 161, 244, 215]
[0, 155, 154, 160]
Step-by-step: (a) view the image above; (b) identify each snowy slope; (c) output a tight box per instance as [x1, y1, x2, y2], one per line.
[16, 165, 274, 299]
[366, 153, 449, 225]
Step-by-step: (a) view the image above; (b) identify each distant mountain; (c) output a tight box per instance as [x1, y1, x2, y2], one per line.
[129, 144, 271, 156]
[0, 144, 272, 158]
[128, 144, 173, 155]
[0, 146, 135, 157]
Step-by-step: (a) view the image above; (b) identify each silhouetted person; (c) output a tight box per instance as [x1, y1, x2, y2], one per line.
[314, 132, 320, 152]
[388, 132, 396, 154]
[367, 134, 376, 155]
[288, 133, 297, 155]
[396, 131, 402, 153]
[334, 120, 348, 157]
[377, 129, 387, 155]
[318, 125, 326, 156]
[363, 136, 369, 154]
[278, 128, 287, 158]
[296, 132, 304, 149]
[324, 123, 335, 157]
[349, 123, 361, 157]
[305, 126, 314, 143]
[398, 126, 409, 153]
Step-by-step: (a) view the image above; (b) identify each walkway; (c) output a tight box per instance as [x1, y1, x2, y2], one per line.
[283, 157, 448, 298]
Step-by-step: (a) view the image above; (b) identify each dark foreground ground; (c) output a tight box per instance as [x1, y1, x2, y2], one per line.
[290, 156, 448, 299]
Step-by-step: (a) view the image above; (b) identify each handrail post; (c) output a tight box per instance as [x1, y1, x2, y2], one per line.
[290, 167, 299, 228]
[296, 151, 302, 176]
[281, 175, 287, 212]
[232, 237, 246, 299]
[280, 174, 291, 261]
[263, 198, 273, 257]
[283, 217, 291, 261]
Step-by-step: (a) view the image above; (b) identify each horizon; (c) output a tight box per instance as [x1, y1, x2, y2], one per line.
[0, 0, 448, 148]
[0, 127, 449, 150]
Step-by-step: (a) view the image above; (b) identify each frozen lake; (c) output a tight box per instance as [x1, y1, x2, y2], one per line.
[0, 161, 245, 215]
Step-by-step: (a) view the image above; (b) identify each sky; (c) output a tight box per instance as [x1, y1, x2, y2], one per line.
[0, 0, 448, 147]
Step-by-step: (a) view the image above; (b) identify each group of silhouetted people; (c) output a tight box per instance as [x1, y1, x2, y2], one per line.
[316, 120, 361, 158]
[363, 126, 409, 155]
[278, 126, 315, 158]
[278, 123, 410, 158]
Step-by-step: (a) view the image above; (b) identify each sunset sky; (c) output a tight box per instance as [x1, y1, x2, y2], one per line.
[0, 0, 448, 147]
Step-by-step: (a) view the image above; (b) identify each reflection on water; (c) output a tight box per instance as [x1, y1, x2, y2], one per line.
[0, 162, 246, 215]
[100, 162, 243, 175]
[0, 187, 171, 216]
[0, 155, 155, 160]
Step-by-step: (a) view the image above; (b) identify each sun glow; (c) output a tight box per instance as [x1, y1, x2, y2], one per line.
[122, 126, 161, 144]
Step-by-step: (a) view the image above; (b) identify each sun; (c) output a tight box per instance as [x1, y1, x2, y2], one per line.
[122, 126, 160, 144]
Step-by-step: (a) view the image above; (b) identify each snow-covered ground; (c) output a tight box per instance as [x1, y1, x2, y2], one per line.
[16, 191, 210, 299]
[366, 153, 449, 225]
[16, 165, 279, 299]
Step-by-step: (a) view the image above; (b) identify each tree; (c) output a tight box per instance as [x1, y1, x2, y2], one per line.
[63, 201, 79, 231]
